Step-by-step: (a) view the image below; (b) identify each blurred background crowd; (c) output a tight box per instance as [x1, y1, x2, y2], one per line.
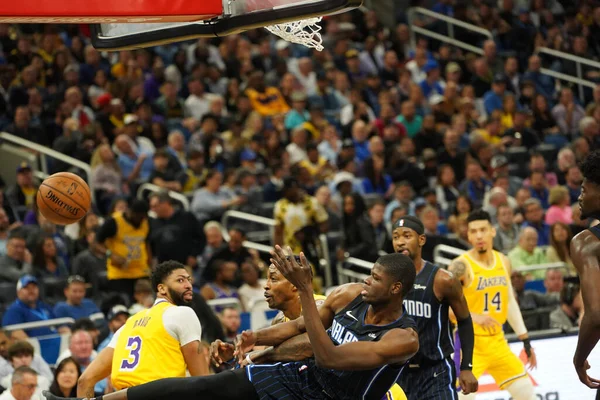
[0, 0, 597, 396]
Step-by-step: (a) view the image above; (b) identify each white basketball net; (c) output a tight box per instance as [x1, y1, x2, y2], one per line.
[264, 17, 324, 51]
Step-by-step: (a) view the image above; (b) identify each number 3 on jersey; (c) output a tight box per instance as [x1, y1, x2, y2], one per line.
[483, 292, 501, 312]
[120, 336, 142, 371]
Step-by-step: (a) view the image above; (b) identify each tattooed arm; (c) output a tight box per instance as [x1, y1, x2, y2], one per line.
[249, 333, 314, 364]
[447, 258, 471, 287]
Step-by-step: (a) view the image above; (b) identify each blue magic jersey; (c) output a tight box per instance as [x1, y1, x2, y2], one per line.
[248, 294, 416, 400]
[403, 261, 453, 363]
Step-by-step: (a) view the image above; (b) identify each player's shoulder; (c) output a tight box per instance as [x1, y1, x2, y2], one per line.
[325, 283, 363, 308]
[163, 305, 199, 324]
[572, 229, 600, 250]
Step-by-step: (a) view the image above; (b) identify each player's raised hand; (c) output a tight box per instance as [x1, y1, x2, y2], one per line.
[234, 330, 257, 362]
[270, 245, 313, 291]
[210, 339, 234, 367]
[458, 370, 479, 394]
[575, 360, 600, 389]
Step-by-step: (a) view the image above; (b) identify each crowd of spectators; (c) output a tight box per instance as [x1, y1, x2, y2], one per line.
[0, 0, 598, 397]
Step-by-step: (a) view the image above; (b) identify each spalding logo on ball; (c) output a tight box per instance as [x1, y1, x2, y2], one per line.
[36, 172, 91, 225]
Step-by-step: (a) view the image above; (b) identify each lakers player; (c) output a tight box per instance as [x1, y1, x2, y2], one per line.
[76, 261, 208, 398]
[449, 210, 537, 400]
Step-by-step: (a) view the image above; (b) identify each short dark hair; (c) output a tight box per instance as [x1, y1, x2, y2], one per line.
[130, 199, 149, 215]
[149, 190, 172, 204]
[72, 317, 97, 334]
[8, 341, 34, 360]
[580, 150, 600, 186]
[7, 229, 26, 241]
[151, 260, 187, 293]
[467, 209, 492, 224]
[375, 253, 416, 296]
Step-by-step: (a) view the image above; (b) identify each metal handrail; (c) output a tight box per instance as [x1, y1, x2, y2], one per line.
[515, 262, 568, 273]
[219, 210, 333, 288]
[408, 7, 493, 55]
[136, 182, 190, 211]
[207, 298, 242, 311]
[2, 317, 76, 331]
[0, 131, 95, 202]
[535, 47, 600, 101]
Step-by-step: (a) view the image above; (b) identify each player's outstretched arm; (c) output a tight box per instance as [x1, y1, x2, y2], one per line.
[438, 270, 478, 394]
[571, 231, 600, 388]
[77, 347, 114, 398]
[236, 283, 357, 356]
[270, 246, 418, 370]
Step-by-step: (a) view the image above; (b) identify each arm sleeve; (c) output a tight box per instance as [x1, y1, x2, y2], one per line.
[162, 306, 202, 347]
[506, 280, 528, 337]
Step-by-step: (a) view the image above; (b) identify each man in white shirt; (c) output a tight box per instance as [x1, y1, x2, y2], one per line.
[0, 343, 48, 400]
[0, 366, 38, 400]
[0, 331, 52, 384]
[75, 261, 208, 398]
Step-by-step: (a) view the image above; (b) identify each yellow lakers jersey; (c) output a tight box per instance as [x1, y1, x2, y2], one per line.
[461, 251, 509, 336]
[111, 301, 186, 389]
[106, 213, 149, 280]
[282, 294, 327, 323]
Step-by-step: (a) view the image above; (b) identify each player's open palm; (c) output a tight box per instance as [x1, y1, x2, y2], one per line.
[458, 370, 478, 394]
[210, 339, 235, 367]
[270, 245, 312, 291]
[575, 360, 600, 389]
[235, 330, 257, 362]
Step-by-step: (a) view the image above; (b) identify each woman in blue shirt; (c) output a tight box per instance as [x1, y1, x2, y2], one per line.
[362, 155, 394, 199]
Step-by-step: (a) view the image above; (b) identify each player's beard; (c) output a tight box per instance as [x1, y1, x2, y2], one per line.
[168, 287, 192, 306]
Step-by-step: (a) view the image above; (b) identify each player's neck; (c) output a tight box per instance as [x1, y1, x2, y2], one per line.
[413, 258, 425, 274]
[469, 248, 494, 266]
[366, 300, 404, 326]
[282, 297, 303, 321]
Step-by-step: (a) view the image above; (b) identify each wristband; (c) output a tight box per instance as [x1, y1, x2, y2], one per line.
[245, 353, 254, 365]
[523, 338, 532, 357]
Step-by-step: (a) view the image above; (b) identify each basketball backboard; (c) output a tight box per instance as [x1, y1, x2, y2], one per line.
[89, 0, 362, 50]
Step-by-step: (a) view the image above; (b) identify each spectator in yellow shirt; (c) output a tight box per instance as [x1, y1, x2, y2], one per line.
[245, 71, 290, 117]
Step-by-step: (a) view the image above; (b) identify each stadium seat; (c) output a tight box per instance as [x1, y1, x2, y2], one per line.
[0, 282, 17, 305]
[536, 143, 558, 162]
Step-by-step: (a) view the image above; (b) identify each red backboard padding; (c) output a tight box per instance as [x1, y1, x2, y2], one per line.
[0, 0, 223, 23]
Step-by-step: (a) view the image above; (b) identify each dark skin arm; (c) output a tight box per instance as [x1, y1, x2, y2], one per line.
[234, 282, 356, 356]
[434, 269, 478, 395]
[572, 231, 600, 388]
[270, 246, 419, 370]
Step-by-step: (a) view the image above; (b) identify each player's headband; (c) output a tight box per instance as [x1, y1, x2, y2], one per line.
[392, 216, 425, 235]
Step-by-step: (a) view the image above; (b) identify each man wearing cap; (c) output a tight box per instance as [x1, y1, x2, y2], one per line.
[99, 306, 130, 352]
[344, 49, 367, 83]
[53, 275, 101, 321]
[483, 74, 508, 115]
[5, 162, 37, 216]
[490, 154, 523, 197]
[419, 60, 445, 99]
[392, 216, 478, 399]
[1, 275, 66, 364]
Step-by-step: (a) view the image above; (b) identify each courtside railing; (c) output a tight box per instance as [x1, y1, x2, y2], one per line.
[136, 182, 191, 211]
[0, 131, 95, 202]
[535, 47, 599, 102]
[220, 210, 333, 289]
[407, 7, 493, 55]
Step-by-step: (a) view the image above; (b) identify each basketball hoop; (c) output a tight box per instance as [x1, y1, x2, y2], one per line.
[264, 16, 324, 51]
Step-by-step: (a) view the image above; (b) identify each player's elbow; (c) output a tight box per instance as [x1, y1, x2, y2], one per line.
[404, 331, 419, 361]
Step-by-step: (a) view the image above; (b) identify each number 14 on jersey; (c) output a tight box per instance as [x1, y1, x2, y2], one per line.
[483, 292, 501, 312]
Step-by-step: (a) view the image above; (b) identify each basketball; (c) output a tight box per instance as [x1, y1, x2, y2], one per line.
[36, 172, 92, 225]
